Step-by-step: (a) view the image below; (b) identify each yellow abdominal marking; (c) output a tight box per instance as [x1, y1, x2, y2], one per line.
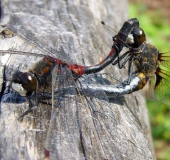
[138, 73, 147, 89]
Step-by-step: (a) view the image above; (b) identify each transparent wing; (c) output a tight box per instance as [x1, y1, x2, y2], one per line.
[158, 52, 170, 68]
[154, 74, 170, 105]
[137, 75, 170, 106]
[46, 66, 122, 159]
[142, 52, 170, 105]
[151, 52, 170, 105]
[44, 65, 151, 159]
[0, 52, 153, 159]
[2, 13, 76, 64]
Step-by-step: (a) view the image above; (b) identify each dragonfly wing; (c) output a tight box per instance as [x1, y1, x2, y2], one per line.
[44, 66, 153, 159]
[46, 67, 122, 159]
[3, 13, 75, 63]
[158, 52, 170, 68]
[140, 52, 170, 105]
[0, 31, 46, 95]
[154, 74, 170, 105]
[153, 52, 170, 105]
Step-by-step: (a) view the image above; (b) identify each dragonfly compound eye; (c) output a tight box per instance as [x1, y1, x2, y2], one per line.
[132, 27, 146, 48]
[12, 72, 38, 97]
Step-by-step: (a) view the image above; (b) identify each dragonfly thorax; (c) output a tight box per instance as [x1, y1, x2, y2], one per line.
[133, 43, 159, 75]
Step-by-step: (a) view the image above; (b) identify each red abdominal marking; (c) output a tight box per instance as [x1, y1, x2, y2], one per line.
[54, 58, 85, 75]
[55, 58, 63, 65]
[67, 64, 85, 75]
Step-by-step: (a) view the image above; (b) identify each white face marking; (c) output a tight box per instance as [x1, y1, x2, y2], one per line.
[139, 30, 143, 35]
[126, 34, 134, 44]
[12, 82, 27, 96]
[28, 75, 32, 81]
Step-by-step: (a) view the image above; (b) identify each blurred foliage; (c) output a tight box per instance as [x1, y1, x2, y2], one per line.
[129, 2, 170, 159]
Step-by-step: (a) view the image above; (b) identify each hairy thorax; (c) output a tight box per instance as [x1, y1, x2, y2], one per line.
[133, 43, 159, 76]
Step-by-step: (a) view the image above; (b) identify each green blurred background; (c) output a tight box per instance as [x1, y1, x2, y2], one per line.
[129, 0, 170, 159]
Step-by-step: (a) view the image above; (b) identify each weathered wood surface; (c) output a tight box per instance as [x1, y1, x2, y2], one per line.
[0, 0, 155, 160]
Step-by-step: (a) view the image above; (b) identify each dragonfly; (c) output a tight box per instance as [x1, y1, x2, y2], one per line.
[0, 13, 153, 159]
[0, 15, 139, 119]
[12, 17, 169, 109]
[84, 24, 170, 106]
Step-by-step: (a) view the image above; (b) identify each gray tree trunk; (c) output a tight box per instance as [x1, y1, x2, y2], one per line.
[0, 0, 155, 160]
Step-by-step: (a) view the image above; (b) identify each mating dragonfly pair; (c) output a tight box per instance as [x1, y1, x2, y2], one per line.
[0, 15, 169, 120]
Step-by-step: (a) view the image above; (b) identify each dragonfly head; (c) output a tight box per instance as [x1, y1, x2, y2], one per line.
[126, 27, 146, 48]
[12, 72, 38, 97]
[132, 27, 146, 47]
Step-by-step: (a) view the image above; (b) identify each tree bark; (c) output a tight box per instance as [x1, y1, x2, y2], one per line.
[0, 0, 155, 160]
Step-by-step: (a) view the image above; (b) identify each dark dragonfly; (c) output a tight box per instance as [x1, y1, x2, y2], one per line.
[0, 15, 139, 119]
[0, 13, 152, 160]
[85, 24, 170, 106]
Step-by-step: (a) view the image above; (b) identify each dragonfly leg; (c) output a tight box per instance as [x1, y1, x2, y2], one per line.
[112, 50, 131, 69]
[18, 94, 39, 121]
[112, 54, 134, 85]
[127, 57, 135, 84]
